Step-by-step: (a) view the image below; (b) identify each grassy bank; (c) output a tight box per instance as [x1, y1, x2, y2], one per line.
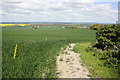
[74, 43, 119, 78]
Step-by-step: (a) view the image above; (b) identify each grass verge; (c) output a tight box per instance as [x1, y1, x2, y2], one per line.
[74, 42, 119, 78]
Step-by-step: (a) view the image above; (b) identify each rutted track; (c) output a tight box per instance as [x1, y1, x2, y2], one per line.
[56, 43, 91, 78]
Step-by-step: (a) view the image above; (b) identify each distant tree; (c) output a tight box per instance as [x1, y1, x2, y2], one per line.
[90, 24, 100, 30]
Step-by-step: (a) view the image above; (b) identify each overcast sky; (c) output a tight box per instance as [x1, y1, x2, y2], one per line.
[0, 0, 119, 23]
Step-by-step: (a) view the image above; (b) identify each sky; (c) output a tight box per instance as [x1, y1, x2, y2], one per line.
[0, 0, 119, 23]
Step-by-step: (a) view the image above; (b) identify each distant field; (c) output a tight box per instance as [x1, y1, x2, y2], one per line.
[0, 24, 29, 27]
[0, 23, 92, 28]
[2, 26, 96, 78]
[3, 26, 95, 41]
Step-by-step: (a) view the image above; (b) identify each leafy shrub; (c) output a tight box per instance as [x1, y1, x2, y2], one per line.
[92, 24, 120, 76]
[94, 24, 120, 58]
[90, 24, 101, 30]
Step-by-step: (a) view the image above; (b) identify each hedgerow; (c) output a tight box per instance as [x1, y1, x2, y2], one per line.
[92, 24, 120, 75]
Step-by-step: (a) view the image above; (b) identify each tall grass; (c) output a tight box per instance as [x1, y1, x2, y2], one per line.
[3, 40, 70, 78]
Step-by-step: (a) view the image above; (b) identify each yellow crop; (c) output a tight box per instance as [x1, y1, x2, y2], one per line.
[0, 24, 29, 27]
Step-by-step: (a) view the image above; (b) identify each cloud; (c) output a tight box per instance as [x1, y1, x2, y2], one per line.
[1, 0, 118, 23]
[2, 0, 119, 3]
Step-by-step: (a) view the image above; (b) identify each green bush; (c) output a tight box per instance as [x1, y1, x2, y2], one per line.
[90, 24, 101, 30]
[94, 24, 120, 58]
[93, 24, 120, 76]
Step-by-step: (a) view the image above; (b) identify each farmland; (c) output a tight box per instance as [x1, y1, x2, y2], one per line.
[0, 24, 29, 27]
[2, 24, 96, 78]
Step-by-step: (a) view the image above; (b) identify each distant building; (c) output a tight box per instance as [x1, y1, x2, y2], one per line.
[62, 27, 65, 28]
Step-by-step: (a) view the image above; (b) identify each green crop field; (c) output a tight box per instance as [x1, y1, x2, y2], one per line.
[2, 26, 96, 78]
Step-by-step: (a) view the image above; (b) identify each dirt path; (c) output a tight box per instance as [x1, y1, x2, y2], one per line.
[56, 43, 91, 78]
